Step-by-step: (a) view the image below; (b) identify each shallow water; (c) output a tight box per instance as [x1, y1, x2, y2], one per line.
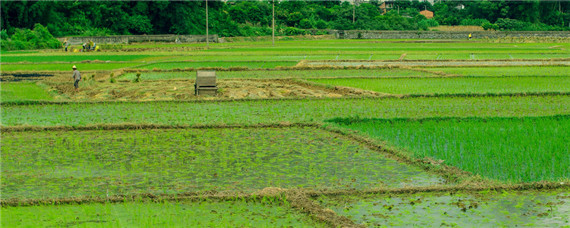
[318, 188, 570, 227]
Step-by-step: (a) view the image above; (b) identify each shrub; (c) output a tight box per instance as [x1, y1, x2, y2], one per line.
[0, 30, 9, 40]
[418, 20, 429, 31]
[460, 18, 490, 26]
[315, 20, 328, 29]
[283, 27, 306, 36]
[482, 22, 499, 31]
[420, 19, 439, 27]
[1, 24, 61, 51]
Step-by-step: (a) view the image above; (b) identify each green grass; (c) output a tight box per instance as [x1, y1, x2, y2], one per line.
[318, 189, 570, 227]
[1, 127, 441, 199]
[308, 76, 570, 95]
[1, 82, 53, 102]
[119, 69, 436, 80]
[134, 61, 298, 70]
[1, 55, 155, 63]
[2, 199, 325, 227]
[3, 96, 569, 127]
[427, 66, 570, 77]
[1, 63, 143, 71]
[328, 116, 570, 182]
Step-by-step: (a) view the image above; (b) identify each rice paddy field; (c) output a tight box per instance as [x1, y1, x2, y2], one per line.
[1, 38, 569, 227]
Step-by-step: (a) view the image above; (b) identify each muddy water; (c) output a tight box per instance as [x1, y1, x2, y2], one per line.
[318, 189, 570, 227]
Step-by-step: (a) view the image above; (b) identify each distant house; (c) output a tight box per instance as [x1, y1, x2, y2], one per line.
[420, 10, 434, 19]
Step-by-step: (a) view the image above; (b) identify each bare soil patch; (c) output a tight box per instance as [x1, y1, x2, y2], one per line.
[48, 79, 380, 101]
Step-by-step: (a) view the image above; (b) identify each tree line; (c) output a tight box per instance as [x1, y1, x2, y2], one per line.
[1, 0, 568, 43]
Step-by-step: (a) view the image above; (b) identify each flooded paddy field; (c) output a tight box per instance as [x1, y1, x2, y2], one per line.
[317, 188, 570, 227]
[2, 39, 568, 226]
[1, 127, 444, 201]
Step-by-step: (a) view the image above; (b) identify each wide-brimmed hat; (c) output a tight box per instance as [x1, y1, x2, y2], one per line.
[72, 65, 77, 69]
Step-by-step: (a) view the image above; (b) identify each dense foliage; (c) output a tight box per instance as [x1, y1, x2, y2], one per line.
[0, 24, 61, 50]
[1, 0, 568, 38]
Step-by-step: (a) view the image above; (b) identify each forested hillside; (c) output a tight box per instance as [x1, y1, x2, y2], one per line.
[2, 0, 569, 38]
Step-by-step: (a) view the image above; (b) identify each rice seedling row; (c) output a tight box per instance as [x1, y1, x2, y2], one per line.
[425, 66, 570, 77]
[3, 96, 569, 127]
[328, 116, 570, 182]
[307, 76, 570, 95]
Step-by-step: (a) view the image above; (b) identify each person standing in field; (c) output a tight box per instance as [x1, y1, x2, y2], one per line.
[469, 33, 472, 40]
[72, 65, 81, 92]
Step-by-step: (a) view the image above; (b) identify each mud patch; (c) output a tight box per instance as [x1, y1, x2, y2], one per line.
[0, 73, 54, 82]
[48, 79, 380, 101]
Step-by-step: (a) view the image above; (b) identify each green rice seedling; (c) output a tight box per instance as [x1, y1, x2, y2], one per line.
[308, 76, 570, 95]
[2, 96, 569, 126]
[1, 199, 326, 227]
[1, 127, 442, 199]
[1, 63, 142, 72]
[0, 55, 156, 63]
[328, 116, 570, 182]
[0, 82, 53, 102]
[426, 66, 570, 77]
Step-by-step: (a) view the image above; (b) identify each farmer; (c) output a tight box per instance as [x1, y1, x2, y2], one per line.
[63, 39, 68, 52]
[82, 43, 86, 52]
[468, 33, 472, 40]
[72, 65, 81, 92]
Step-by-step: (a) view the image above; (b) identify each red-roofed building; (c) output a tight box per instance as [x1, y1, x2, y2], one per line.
[420, 10, 434, 19]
